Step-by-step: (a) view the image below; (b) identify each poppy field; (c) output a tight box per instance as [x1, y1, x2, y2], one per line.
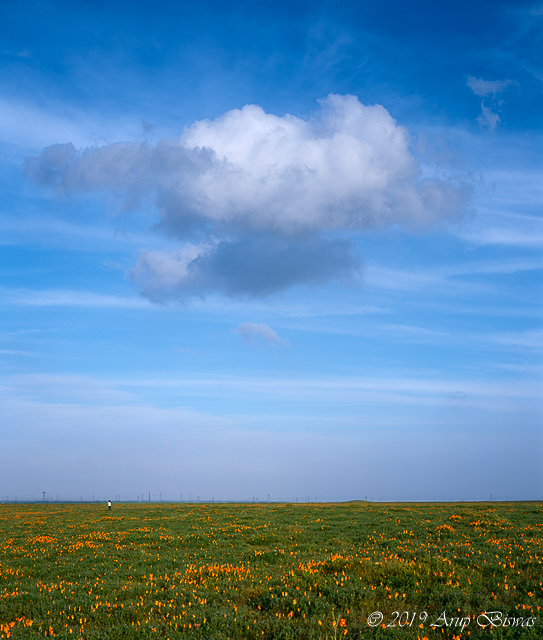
[0, 501, 541, 639]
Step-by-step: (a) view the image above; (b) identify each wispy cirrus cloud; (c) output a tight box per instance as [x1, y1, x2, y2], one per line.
[366, 256, 543, 293]
[489, 329, 543, 351]
[0, 349, 35, 356]
[1, 287, 152, 308]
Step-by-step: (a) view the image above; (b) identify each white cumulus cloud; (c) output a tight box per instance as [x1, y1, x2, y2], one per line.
[25, 94, 470, 301]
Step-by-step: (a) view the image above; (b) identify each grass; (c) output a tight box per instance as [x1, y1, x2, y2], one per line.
[0, 501, 541, 639]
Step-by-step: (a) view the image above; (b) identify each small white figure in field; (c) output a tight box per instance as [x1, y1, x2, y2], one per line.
[108, 500, 112, 511]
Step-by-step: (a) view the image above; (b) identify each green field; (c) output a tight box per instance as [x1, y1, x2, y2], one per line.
[0, 501, 541, 639]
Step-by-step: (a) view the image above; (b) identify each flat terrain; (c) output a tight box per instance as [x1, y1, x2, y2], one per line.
[0, 502, 541, 639]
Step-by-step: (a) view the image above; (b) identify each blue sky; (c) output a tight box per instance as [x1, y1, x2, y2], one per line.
[1, 0, 542, 502]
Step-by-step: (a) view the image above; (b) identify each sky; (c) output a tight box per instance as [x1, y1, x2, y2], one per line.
[1, 0, 542, 502]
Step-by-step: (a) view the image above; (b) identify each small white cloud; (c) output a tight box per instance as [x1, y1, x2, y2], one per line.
[448, 391, 468, 401]
[467, 76, 513, 98]
[233, 322, 290, 348]
[467, 77, 516, 132]
[476, 101, 501, 131]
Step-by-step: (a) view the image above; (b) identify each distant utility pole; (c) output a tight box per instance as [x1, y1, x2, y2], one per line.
[148, 492, 150, 502]
[42, 491, 46, 502]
